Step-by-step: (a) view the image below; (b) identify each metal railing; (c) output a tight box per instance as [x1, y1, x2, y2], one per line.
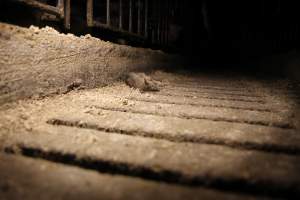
[86, 0, 149, 40]
[16, 0, 71, 29]
[14, 0, 179, 46]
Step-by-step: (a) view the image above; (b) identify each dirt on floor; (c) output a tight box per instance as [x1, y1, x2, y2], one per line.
[1, 22, 300, 200]
[0, 23, 180, 105]
[0, 69, 300, 199]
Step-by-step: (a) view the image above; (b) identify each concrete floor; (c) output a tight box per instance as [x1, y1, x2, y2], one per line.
[0, 71, 300, 199]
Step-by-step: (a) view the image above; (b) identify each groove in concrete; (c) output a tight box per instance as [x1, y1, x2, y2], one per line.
[47, 118, 300, 155]
[4, 145, 300, 199]
[168, 84, 253, 93]
[0, 154, 262, 200]
[86, 105, 295, 129]
[164, 87, 263, 98]
[156, 92, 266, 104]
[127, 97, 274, 113]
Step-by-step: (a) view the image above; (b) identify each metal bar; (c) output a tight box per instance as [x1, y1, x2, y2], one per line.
[156, 0, 160, 44]
[144, 0, 148, 37]
[157, 0, 161, 44]
[106, 0, 110, 25]
[87, 0, 93, 26]
[162, 0, 166, 44]
[64, 0, 71, 29]
[129, 0, 132, 32]
[162, 14, 165, 44]
[17, 0, 62, 17]
[93, 20, 146, 39]
[162, 11, 165, 44]
[152, 28, 155, 43]
[137, 0, 141, 34]
[57, 0, 64, 11]
[151, 0, 156, 43]
[119, 0, 123, 29]
[164, 0, 168, 44]
[57, 0, 64, 19]
[277, 0, 281, 14]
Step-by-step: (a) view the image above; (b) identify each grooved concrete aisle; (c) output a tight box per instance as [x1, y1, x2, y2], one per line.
[0, 71, 299, 199]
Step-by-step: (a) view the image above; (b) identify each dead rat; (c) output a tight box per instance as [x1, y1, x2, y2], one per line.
[67, 78, 83, 91]
[125, 72, 161, 92]
[60, 78, 84, 94]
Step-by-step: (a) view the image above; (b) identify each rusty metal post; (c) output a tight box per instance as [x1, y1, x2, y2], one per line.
[57, 0, 64, 19]
[87, 0, 93, 26]
[18, 0, 62, 17]
[119, 0, 123, 29]
[129, 0, 132, 32]
[144, 0, 148, 38]
[57, 0, 64, 11]
[64, 0, 71, 29]
[106, 0, 110, 25]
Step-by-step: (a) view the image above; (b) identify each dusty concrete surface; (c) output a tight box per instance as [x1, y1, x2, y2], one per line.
[1, 19, 300, 200]
[0, 70, 299, 199]
[0, 23, 178, 105]
[0, 154, 266, 200]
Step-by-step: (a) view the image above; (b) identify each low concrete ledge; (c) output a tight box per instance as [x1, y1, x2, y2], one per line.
[0, 23, 179, 105]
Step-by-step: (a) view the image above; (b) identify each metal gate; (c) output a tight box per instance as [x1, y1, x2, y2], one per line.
[15, 0, 182, 47]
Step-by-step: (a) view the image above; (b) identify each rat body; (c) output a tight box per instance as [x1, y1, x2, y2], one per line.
[125, 72, 160, 92]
